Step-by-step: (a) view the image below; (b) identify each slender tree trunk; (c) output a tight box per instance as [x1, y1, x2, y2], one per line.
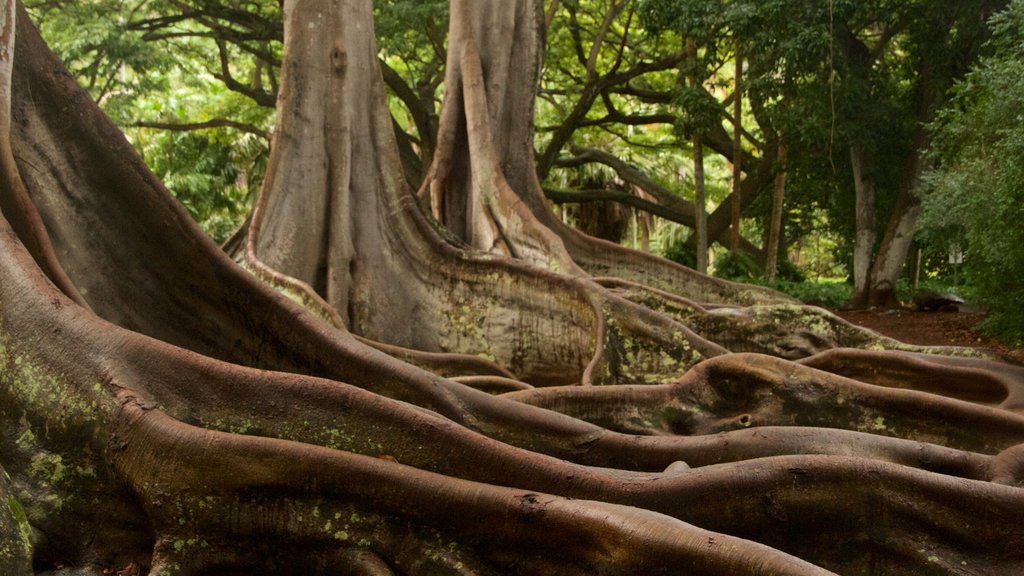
[693, 135, 709, 273]
[764, 138, 787, 283]
[688, 39, 708, 274]
[729, 48, 743, 251]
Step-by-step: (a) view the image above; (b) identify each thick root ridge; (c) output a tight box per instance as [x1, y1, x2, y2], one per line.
[114, 403, 832, 576]
[507, 353, 1024, 453]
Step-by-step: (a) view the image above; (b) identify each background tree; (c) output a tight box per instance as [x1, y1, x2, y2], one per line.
[640, 0, 1008, 305]
[802, 0, 1006, 306]
[920, 0, 1024, 343]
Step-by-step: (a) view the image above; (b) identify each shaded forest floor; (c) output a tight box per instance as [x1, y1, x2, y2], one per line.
[836, 307, 1024, 365]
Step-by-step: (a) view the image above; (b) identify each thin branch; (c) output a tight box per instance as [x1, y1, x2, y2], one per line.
[132, 119, 271, 140]
[544, 187, 692, 227]
[559, 145, 695, 222]
[213, 37, 276, 108]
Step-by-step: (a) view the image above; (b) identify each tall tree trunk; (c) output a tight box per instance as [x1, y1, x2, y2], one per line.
[764, 138, 788, 283]
[729, 48, 744, 251]
[850, 145, 877, 307]
[425, 0, 788, 306]
[865, 143, 927, 308]
[862, 53, 939, 308]
[235, 0, 757, 388]
[422, 0, 578, 271]
[693, 134, 709, 273]
[689, 38, 708, 274]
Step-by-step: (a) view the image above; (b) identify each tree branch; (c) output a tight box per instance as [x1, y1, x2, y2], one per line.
[213, 37, 277, 108]
[559, 145, 695, 222]
[544, 187, 693, 227]
[132, 119, 270, 140]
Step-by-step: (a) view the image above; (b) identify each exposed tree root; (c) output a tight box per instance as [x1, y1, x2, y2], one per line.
[799, 348, 1024, 407]
[116, 404, 839, 576]
[505, 353, 1024, 452]
[601, 277, 997, 360]
[4, 248, 1023, 574]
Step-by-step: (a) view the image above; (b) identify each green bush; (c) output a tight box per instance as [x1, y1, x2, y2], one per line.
[661, 237, 697, 269]
[771, 280, 852, 309]
[712, 250, 761, 282]
[919, 0, 1024, 345]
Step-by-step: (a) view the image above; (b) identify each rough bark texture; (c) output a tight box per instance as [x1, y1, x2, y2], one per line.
[3, 1, 1024, 575]
[423, 0, 789, 308]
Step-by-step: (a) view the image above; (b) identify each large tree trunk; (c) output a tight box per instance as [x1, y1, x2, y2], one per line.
[5, 2, 1024, 575]
[239, 0, 667, 387]
[238, 0, 877, 390]
[849, 145, 877, 307]
[865, 189, 922, 308]
[863, 128, 930, 308]
[421, 0, 788, 307]
[851, 139, 927, 308]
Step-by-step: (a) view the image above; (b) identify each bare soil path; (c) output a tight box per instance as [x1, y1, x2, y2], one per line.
[836, 307, 1024, 364]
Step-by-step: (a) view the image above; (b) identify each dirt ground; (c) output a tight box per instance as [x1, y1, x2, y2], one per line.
[836, 307, 1024, 365]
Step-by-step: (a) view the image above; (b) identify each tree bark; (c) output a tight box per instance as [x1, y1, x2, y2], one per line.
[693, 134, 709, 273]
[425, 0, 788, 307]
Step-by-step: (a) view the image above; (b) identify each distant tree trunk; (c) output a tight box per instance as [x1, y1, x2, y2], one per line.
[638, 208, 651, 252]
[861, 54, 939, 308]
[689, 38, 708, 274]
[865, 141, 927, 308]
[850, 145, 877, 307]
[764, 138, 787, 283]
[573, 196, 631, 243]
[693, 134, 709, 273]
[729, 48, 744, 251]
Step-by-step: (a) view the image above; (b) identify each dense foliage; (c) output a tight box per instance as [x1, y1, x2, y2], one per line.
[25, 0, 276, 242]
[921, 0, 1024, 343]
